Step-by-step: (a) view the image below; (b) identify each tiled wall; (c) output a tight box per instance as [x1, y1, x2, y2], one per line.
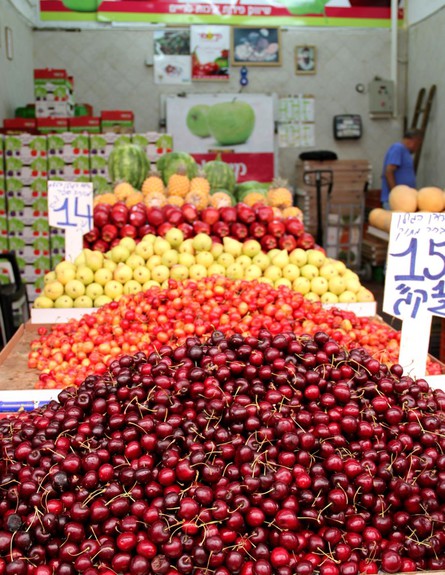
[407, 6, 445, 188]
[33, 28, 407, 188]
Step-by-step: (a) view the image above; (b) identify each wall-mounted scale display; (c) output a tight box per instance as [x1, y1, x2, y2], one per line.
[333, 114, 362, 140]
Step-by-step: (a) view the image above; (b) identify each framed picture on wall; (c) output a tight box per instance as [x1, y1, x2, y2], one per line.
[231, 27, 281, 67]
[295, 45, 316, 75]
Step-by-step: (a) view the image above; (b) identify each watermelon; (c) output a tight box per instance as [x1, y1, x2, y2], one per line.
[157, 152, 198, 184]
[203, 159, 236, 192]
[108, 143, 149, 190]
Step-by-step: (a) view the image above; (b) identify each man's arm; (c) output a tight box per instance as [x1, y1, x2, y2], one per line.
[384, 164, 397, 191]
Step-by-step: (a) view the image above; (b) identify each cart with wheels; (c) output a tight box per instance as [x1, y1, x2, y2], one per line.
[323, 193, 366, 271]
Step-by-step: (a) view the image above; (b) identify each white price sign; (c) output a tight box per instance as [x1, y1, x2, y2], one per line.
[383, 211, 445, 378]
[48, 180, 93, 262]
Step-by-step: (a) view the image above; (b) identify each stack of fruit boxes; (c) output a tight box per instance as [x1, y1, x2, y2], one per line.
[0, 136, 7, 260]
[47, 131, 92, 269]
[34, 69, 74, 119]
[3, 133, 51, 301]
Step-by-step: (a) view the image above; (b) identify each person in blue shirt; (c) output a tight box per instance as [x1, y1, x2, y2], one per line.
[381, 128, 423, 209]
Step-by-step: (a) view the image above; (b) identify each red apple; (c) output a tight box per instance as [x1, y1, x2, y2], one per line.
[129, 208, 147, 228]
[101, 223, 119, 243]
[297, 232, 315, 250]
[212, 221, 230, 238]
[182, 204, 198, 223]
[146, 207, 165, 227]
[84, 226, 100, 243]
[111, 203, 129, 227]
[138, 224, 157, 238]
[119, 224, 137, 238]
[285, 217, 305, 237]
[279, 234, 298, 252]
[220, 206, 237, 224]
[93, 207, 111, 228]
[178, 222, 194, 239]
[167, 208, 184, 227]
[201, 207, 220, 226]
[157, 222, 174, 236]
[255, 205, 274, 223]
[267, 219, 286, 237]
[260, 235, 278, 251]
[230, 222, 248, 241]
[236, 203, 255, 225]
[193, 221, 211, 235]
[110, 238, 121, 248]
[249, 221, 267, 239]
[92, 239, 110, 252]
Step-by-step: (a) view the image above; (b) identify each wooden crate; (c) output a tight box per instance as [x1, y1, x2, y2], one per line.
[362, 233, 388, 267]
[295, 159, 372, 237]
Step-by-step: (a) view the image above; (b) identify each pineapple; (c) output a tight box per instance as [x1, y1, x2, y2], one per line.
[144, 190, 167, 208]
[209, 192, 233, 208]
[243, 192, 267, 207]
[189, 172, 211, 195]
[93, 192, 118, 207]
[114, 182, 134, 201]
[167, 167, 190, 198]
[282, 206, 303, 220]
[126, 191, 145, 208]
[167, 195, 185, 207]
[267, 179, 293, 209]
[185, 189, 209, 210]
[142, 171, 165, 196]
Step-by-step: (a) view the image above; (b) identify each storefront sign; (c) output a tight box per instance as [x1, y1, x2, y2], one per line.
[40, 1, 404, 28]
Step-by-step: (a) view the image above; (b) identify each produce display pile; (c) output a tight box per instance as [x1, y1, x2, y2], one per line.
[29, 277, 442, 389]
[4, 329, 445, 574]
[84, 202, 308, 255]
[4, 142, 445, 575]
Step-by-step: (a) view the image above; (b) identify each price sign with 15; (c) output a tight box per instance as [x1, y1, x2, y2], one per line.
[383, 211, 445, 381]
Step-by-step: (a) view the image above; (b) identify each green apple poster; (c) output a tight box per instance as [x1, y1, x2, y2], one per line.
[166, 94, 275, 182]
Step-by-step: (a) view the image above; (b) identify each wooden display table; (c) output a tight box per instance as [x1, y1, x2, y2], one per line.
[0, 323, 42, 390]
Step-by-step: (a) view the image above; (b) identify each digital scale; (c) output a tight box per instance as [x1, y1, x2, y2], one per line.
[333, 114, 363, 140]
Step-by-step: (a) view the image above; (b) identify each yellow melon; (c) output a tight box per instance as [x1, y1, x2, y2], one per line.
[388, 185, 417, 212]
[417, 186, 445, 212]
[369, 208, 392, 232]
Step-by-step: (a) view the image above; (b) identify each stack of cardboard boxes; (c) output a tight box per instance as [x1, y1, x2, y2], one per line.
[2, 133, 51, 301]
[34, 69, 75, 121]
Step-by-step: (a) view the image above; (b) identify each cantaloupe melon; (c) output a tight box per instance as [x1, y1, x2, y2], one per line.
[369, 208, 392, 232]
[417, 186, 445, 212]
[389, 185, 417, 212]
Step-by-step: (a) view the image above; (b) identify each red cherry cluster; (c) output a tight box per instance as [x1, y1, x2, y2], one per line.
[6, 330, 445, 575]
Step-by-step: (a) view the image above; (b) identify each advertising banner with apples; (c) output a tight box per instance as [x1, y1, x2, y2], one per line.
[40, 1, 404, 28]
[166, 94, 275, 182]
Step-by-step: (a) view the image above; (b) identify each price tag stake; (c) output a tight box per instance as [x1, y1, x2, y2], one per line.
[48, 180, 93, 262]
